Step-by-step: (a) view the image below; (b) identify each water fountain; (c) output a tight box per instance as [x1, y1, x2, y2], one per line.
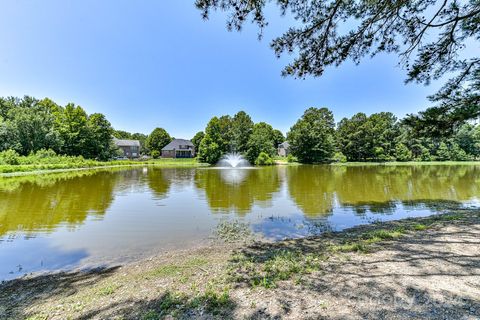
[216, 153, 251, 168]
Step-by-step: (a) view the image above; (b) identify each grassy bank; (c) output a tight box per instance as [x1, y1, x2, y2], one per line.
[0, 158, 207, 175]
[331, 160, 480, 166]
[2, 207, 478, 319]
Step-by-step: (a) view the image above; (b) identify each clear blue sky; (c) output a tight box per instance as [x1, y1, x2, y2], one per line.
[0, 0, 443, 138]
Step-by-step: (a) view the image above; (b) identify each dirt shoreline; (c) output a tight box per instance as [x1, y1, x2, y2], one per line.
[1, 208, 479, 319]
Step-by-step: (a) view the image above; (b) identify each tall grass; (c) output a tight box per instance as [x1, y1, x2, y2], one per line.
[0, 149, 204, 174]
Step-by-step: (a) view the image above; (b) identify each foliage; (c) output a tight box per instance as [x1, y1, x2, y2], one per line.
[86, 113, 115, 160]
[146, 128, 172, 155]
[0, 96, 117, 160]
[332, 152, 347, 163]
[255, 151, 274, 166]
[231, 111, 254, 153]
[113, 130, 132, 139]
[395, 143, 413, 162]
[198, 117, 226, 164]
[287, 107, 336, 163]
[287, 154, 297, 163]
[436, 142, 450, 161]
[191, 131, 205, 153]
[337, 112, 397, 161]
[454, 123, 480, 157]
[198, 136, 222, 164]
[0, 149, 20, 165]
[272, 129, 285, 149]
[151, 150, 161, 159]
[246, 122, 276, 163]
[55, 103, 90, 156]
[197, 0, 480, 131]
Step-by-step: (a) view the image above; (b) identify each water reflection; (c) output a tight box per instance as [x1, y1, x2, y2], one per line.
[0, 164, 479, 279]
[0, 170, 119, 238]
[194, 167, 281, 214]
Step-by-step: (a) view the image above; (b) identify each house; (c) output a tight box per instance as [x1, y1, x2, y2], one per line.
[161, 139, 195, 158]
[278, 141, 290, 157]
[114, 138, 141, 158]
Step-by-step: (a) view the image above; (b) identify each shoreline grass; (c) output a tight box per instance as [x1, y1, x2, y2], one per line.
[0, 158, 208, 176]
[2, 156, 479, 176]
[331, 160, 480, 166]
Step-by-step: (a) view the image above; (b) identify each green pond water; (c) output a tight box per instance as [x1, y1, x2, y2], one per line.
[0, 164, 479, 280]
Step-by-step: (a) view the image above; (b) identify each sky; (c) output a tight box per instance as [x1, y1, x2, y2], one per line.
[0, 0, 446, 138]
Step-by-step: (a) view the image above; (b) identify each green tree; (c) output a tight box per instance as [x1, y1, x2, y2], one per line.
[272, 129, 285, 150]
[113, 130, 132, 139]
[8, 97, 62, 155]
[218, 115, 234, 152]
[395, 143, 413, 162]
[197, 0, 480, 130]
[198, 117, 225, 164]
[146, 128, 172, 156]
[246, 122, 276, 163]
[86, 113, 115, 160]
[437, 142, 451, 161]
[131, 133, 148, 155]
[287, 107, 336, 163]
[231, 111, 254, 153]
[255, 151, 274, 166]
[55, 103, 90, 156]
[454, 124, 480, 157]
[191, 131, 205, 154]
[337, 113, 369, 161]
[0, 116, 17, 151]
[449, 141, 471, 161]
[337, 112, 398, 161]
[198, 135, 222, 164]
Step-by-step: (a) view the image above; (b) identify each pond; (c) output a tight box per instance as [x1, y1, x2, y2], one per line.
[1, 164, 479, 280]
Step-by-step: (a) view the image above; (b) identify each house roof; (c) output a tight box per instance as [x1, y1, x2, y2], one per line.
[279, 141, 290, 149]
[162, 139, 194, 151]
[113, 138, 141, 147]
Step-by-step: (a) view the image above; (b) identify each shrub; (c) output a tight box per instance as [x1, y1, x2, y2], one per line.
[151, 150, 160, 159]
[255, 152, 274, 166]
[0, 149, 20, 165]
[35, 148, 57, 159]
[287, 154, 297, 163]
[332, 152, 347, 163]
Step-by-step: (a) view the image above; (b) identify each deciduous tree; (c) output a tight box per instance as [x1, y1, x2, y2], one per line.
[288, 107, 336, 163]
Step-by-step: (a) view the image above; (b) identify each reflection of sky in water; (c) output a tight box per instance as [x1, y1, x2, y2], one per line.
[1, 165, 479, 280]
[251, 204, 443, 241]
[0, 237, 88, 281]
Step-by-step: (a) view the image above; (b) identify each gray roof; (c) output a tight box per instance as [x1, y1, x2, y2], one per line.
[162, 139, 194, 151]
[279, 141, 290, 149]
[113, 138, 141, 147]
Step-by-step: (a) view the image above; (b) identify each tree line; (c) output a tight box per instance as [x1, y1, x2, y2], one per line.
[2, 96, 479, 165]
[0, 96, 117, 160]
[194, 108, 480, 164]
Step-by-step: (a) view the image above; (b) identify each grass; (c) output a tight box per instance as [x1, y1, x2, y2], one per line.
[214, 220, 252, 243]
[149, 257, 209, 279]
[230, 249, 324, 288]
[141, 286, 233, 319]
[0, 158, 207, 175]
[97, 284, 119, 296]
[331, 161, 480, 167]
